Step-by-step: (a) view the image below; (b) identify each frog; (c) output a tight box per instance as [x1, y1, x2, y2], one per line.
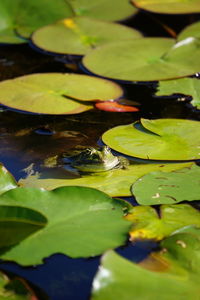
[64, 146, 129, 173]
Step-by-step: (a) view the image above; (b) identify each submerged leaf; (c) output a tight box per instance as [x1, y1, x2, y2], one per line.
[102, 118, 200, 160]
[132, 164, 200, 205]
[126, 204, 200, 241]
[0, 186, 130, 265]
[91, 227, 200, 300]
[0, 73, 123, 115]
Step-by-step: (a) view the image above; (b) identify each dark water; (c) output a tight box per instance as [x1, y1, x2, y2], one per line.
[0, 11, 200, 300]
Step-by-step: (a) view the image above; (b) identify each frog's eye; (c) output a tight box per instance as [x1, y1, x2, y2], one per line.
[85, 148, 92, 154]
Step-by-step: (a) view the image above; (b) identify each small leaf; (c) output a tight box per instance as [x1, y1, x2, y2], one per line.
[132, 164, 200, 205]
[126, 204, 200, 241]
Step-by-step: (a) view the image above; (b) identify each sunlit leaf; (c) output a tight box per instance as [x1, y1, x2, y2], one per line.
[32, 16, 141, 56]
[102, 118, 200, 160]
[126, 204, 200, 241]
[91, 227, 200, 300]
[131, 0, 200, 14]
[132, 164, 200, 205]
[0, 186, 130, 265]
[0, 0, 73, 43]
[83, 37, 200, 81]
[156, 77, 200, 109]
[0, 73, 123, 115]
[0, 164, 17, 195]
[19, 162, 192, 197]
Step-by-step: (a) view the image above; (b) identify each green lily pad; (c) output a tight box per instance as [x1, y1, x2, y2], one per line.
[32, 16, 141, 56]
[126, 204, 200, 241]
[102, 118, 200, 160]
[156, 77, 200, 109]
[68, 0, 137, 21]
[19, 162, 192, 197]
[83, 37, 200, 81]
[0, 73, 123, 115]
[132, 164, 200, 205]
[0, 186, 130, 265]
[91, 227, 200, 300]
[0, 0, 73, 43]
[131, 0, 200, 14]
[0, 164, 17, 195]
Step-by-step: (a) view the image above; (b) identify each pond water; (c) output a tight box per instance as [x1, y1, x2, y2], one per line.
[0, 10, 200, 300]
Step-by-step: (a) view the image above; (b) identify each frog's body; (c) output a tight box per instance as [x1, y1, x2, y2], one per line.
[68, 146, 129, 173]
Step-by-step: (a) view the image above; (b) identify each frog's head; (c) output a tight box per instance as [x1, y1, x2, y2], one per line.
[75, 146, 112, 163]
[70, 146, 121, 172]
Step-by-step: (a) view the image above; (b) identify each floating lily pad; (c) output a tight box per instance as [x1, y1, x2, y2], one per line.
[126, 204, 200, 241]
[102, 118, 200, 160]
[32, 16, 141, 56]
[132, 164, 200, 205]
[0, 186, 130, 265]
[0, 0, 73, 43]
[83, 37, 200, 81]
[156, 77, 200, 109]
[0, 164, 17, 195]
[131, 0, 200, 14]
[0, 73, 123, 115]
[91, 227, 200, 300]
[68, 0, 137, 21]
[19, 162, 192, 197]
